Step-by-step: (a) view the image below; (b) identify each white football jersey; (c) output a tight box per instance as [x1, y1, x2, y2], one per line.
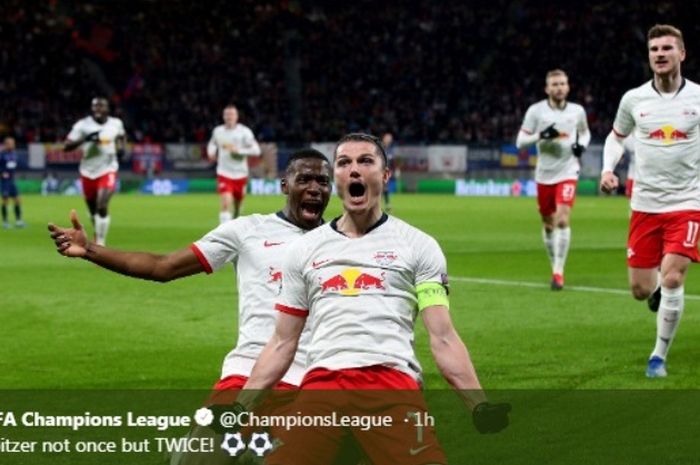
[67, 116, 125, 179]
[207, 124, 261, 180]
[192, 212, 312, 385]
[275, 215, 448, 384]
[520, 100, 588, 184]
[613, 79, 700, 212]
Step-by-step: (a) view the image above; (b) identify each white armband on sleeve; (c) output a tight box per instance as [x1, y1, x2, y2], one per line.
[602, 131, 626, 173]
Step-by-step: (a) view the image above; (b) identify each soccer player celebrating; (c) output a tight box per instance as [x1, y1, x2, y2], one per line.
[49, 149, 331, 464]
[240, 133, 509, 465]
[207, 104, 261, 223]
[600, 25, 700, 378]
[49, 149, 329, 384]
[1, 136, 24, 229]
[517, 69, 591, 290]
[64, 97, 126, 246]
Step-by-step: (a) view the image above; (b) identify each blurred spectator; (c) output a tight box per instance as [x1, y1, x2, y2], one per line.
[1, 1, 699, 144]
[41, 171, 60, 195]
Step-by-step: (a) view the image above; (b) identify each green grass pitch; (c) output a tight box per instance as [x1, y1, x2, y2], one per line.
[2, 192, 699, 389]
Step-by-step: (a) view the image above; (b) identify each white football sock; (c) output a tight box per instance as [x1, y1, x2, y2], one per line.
[651, 285, 684, 360]
[219, 211, 232, 224]
[553, 226, 570, 275]
[94, 214, 110, 246]
[542, 228, 555, 268]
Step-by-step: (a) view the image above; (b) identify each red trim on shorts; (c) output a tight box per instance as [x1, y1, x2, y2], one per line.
[612, 128, 628, 138]
[208, 375, 297, 406]
[213, 374, 248, 390]
[212, 374, 298, 391]
[520, 128, 533, 135]
[301, 365, 420, 390]
[275, 303, 308, 317]
[189, 244, 213, 274]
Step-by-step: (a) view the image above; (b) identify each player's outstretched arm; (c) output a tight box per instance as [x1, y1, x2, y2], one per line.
[422, 305, 511, 433]
[422, 305, 486, 405]
[48, 210, 205, 282]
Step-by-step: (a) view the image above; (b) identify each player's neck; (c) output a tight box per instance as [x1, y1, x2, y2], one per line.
[336, 207, 383, 238]
[654, 72, 683, 93]
[547, 98, 566, 110]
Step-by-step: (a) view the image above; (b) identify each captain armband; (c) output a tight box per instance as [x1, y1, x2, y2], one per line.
[416, 282, 449, 311]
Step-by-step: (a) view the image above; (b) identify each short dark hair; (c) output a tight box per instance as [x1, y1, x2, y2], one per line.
[334, 133, 387, 165]
[648, 24, 684, 50]
[285, 148, 329, 174]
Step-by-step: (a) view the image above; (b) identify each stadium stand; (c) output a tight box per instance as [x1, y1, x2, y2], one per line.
[1, 1, 699, 144]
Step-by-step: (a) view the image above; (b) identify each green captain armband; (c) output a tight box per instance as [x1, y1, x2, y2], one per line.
[416, 282, 449, 311]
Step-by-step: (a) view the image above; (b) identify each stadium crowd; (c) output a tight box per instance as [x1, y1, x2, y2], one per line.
[1, 0, 698, 144]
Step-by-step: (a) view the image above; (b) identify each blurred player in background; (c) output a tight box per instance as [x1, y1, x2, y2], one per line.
[381, 131, 399, 212]
[64, 97, 126, 246]
[240, 133, 509, 465]
[1, 136, 24, 229]
[207, 104, 261, 223]
[49, 149, 332, 464]
[517, 69, 590, 290]
[600, 24, 700, 378]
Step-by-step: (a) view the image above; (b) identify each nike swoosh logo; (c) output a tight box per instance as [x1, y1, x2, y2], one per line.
[264, 241, 284, 247]
[409, 444, 432, 456]
[312, 259, 331, 268]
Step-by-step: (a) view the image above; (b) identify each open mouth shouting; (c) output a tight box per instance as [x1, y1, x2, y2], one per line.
[348, 182, 367, 205]
[299, 200, 323, 222]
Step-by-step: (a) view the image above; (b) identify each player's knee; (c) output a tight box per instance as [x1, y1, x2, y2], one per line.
[630, 283, 651, 301]
[661, 271, 684, 289]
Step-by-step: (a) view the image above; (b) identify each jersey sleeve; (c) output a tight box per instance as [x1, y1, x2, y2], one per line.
[191, 217, 248, 273]
[274, 240, 309, 318]
[239, 127, 261, 156]
[66, 121, 84, 142]
[206, 128, 218, 157]
[117, 119, 126, 137]
[576, 106, 591, 147]
[520, 104, 539, 134]
[612, 91, 635, 137]
[414, 234, 448, 287]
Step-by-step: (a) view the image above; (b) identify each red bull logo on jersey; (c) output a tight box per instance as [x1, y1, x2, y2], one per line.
[648, 125, 688, 144]
[267, 267, 283, 295]
[319, 267, 385, 296]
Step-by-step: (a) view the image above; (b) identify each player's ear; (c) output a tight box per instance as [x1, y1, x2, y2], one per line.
[281, 177, 289, 195]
